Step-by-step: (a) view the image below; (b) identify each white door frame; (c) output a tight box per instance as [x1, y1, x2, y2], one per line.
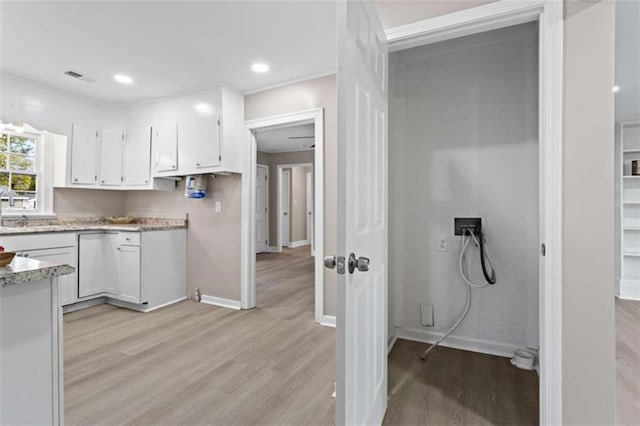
[256, 163, 269, 254]
[241, 108, 325, 324]
[276, 163, 314, 251]
[386, 1, 563, 424]
[306, 170, 314, 253]
[279, 167, 291, 249]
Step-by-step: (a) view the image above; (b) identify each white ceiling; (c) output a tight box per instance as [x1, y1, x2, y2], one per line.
[616, 0, 640, 122]
[0, 1, 337, 104]
[375, 0, 498, 29]
[256, 123, 314, 153]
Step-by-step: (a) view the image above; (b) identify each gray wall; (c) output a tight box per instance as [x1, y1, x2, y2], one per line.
[389, 23, 539, 353]
[246, 74, 337, 316]
[563, 1, 616, 424]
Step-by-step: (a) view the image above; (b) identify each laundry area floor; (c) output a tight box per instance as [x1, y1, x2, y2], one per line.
[384, 339, 539, 425]
[64, 246, 335, 425]
[616, 298, 640, 426]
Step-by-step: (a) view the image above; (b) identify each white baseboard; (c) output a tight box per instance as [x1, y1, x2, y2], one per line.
[267, 246, 280, 253]
[319, 315, 336, 328]
[62, 297, 106, 313]
[288, 240, 309, 248]
[143, 297, 188, 312]
[396, 327, 519, 358]
[388, 334, 398, 354]
[618, 279, 640, 300]
[200, 295, 242, 310]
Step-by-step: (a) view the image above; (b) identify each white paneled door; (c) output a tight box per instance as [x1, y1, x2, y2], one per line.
[335, 1, 388, 425]
[281, 170, 291, 248]
[256, 165, 269, 254]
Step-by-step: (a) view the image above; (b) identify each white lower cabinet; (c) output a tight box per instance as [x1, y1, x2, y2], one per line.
[22, 247, 78, 306]
[79, 232, 140, 302]
[0, 232, 79, 307]
[118, 245, 141, 303]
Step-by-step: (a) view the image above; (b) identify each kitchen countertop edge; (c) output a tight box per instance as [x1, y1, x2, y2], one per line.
[0, 257, 75, 287]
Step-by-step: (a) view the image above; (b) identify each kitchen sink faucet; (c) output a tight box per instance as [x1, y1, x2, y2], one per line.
[0, 186, 16, 227]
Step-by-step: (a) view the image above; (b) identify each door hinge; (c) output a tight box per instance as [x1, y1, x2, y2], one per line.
[94, 174, 98, 181]
[121, 176, 124, 182]
[96, 131, 99, 138]
[541, 243, 546, 256]
[219, 155, 222, 161]
[265, 240, 267, 245]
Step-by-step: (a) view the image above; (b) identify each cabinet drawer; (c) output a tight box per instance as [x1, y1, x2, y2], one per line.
[118, 232, 141, 246]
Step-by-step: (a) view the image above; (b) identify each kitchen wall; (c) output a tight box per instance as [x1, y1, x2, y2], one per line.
[389, 23, 539, 353]
[246, 74, 337, 315]
[1, 72, 128, 217]
[563, 1, 616, 424]
[257, 150, 314, 246]
[123, 176, 241, 301]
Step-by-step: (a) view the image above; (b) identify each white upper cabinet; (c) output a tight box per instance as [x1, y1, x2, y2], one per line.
[71, 123, 99, 185]
[100, 128, 124, 186]
[123, 126, 151, 186]
[152, 123, 179, 174]
[150, 86, 243, 177]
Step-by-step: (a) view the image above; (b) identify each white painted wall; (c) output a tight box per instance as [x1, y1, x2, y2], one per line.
[389, 23, 539, 354]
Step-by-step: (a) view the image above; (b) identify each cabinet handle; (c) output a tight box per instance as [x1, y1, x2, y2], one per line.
[117, 247, 121, 251]
[101, 180, 105, 184]
[73, 178, 78, 182]
[196, 163, 201, 167]
[23, 253, 30, 257]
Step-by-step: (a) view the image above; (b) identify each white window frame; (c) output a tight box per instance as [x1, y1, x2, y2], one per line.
[0, 123, 55, 217]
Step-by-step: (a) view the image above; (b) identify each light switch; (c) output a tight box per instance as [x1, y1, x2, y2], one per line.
[215, 201, 221, 213]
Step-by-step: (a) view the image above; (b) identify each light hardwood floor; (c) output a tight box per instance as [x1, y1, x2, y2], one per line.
[616, 298, 640, 426]
[65, 246, 539, 425]
[64, 246, 335, 425]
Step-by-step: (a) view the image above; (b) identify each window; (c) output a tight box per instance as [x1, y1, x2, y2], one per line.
[0, 131, 39, 211]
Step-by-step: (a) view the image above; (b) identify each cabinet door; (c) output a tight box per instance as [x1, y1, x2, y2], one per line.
[100, 128, 124, 186]
[186, 115, 221, 170]
[71, 123, 99, 185]
[79, 233, 119, 297]
[103, 234, 120, 295]
[152, 123, 178, 173]
[119, 245, 141, 303]
[123, 126, 151, 186]
[22, 247, 78, 307]
[78, 234, 105, 297]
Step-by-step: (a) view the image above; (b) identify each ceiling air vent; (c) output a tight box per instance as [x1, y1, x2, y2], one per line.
[64, 70, 95, 83]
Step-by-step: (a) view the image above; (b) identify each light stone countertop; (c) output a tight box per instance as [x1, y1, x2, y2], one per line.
[0, 217, 187, 236]
[0, 256, 75, 287]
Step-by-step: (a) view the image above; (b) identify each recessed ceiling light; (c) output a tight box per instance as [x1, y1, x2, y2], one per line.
[114, 74, 133, 84]
[251, 63, 269, 73]
[613, 85, 620, 93]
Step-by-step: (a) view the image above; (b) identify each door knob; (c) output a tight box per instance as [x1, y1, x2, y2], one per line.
[348, 253, 370, 274]
[324, 256, 336, 269]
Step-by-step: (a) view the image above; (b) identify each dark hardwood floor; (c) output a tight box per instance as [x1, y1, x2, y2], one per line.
[384, 339, 539, 426]
[616, 297, 640, 426]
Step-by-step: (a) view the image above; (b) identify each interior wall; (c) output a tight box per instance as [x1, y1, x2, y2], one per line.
[257, 150, 314, 247]
[123, 176, 242, 301]
[563, 1, 616, 424]
[245, 74, 337, 316]
[389, 23, 539, 353]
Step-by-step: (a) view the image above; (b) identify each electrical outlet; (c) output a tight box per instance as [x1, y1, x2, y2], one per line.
[438, 235, 449, 252]
[420, 303, 434, 327]
[215, 201, 221, 213]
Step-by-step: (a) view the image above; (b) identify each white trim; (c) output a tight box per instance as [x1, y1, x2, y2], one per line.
[396, 327, 519, 358]
[141, 297, 188, 312]
[267, 246, 280, 253]
[320, 315, 336, 328]
[256, 163, 269, 254]
[618, 280, 640, 301]
[387, 335, 398, 354]
[386, 0, 545, 52]
[199, 295, 242, 310]
[62, 297, 106, 313]
[384, 1, 563, 424]
[277, 162, 314, 251]
[287, 239, 310, 249]
[242, 108, 325, 325]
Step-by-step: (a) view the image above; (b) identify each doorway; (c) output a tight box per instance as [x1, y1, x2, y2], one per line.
[242, 108, 326, 324]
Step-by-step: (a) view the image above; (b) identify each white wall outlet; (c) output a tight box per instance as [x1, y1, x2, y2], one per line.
[438, 235, 449, 252]
[420, 303, 434, 327]
[215, 201, 221, 213]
